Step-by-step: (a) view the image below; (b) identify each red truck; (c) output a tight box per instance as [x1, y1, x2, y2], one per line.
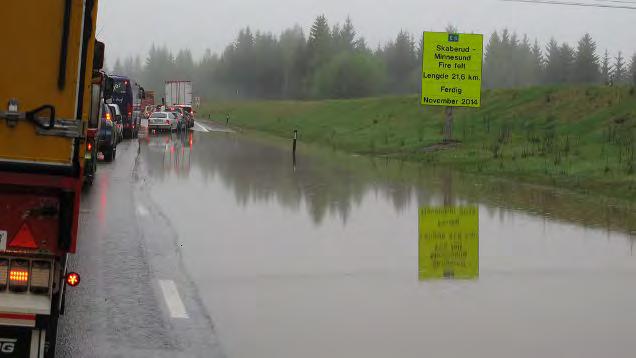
[141, 90, 155, 118]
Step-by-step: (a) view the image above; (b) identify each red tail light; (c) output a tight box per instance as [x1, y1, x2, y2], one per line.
[87, 142, 93, 151]
[66, 272, 81, 287]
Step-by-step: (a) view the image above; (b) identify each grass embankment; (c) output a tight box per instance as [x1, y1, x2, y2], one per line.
[200, 86, 636, 201]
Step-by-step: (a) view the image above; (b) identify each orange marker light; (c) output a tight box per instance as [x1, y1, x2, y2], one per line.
[66, 272, 80, 287]
[10, 270, 29, 282]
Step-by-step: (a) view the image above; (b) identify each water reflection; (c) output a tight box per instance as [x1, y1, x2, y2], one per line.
[142, 130, 193, 177]
[141, 130, 636, 358]
[141, 130, 636, 235]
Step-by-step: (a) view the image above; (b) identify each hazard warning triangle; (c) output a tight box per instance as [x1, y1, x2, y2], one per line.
[9, 223, 38, 249]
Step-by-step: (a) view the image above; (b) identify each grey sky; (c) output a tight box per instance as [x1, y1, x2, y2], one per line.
[98, 0, 636, 65]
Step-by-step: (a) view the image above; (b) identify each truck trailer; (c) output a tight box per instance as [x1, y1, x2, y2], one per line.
[0, 1, 104, 356]
[164, 80, 193, 107]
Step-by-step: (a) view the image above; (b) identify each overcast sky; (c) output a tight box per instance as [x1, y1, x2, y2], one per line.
[97, 0, 636, 65]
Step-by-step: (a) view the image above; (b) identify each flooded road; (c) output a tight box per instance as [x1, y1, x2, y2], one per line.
[138, 123, 636, 358]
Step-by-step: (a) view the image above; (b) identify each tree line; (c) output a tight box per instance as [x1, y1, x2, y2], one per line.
[484, 30, 636, 88]
[110, 15, 636, 100]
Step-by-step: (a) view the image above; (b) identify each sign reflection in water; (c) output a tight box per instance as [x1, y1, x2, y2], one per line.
[419, 206, 479, 280]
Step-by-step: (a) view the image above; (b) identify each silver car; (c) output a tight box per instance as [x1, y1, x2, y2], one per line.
[148, 111, 178, 131]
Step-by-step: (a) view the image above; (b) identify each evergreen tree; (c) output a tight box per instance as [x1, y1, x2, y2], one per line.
[445, 24, 458, 34]
[613, 51, 627, 84]
[175, 49, 195, 80]
[544, 38, 561, 84]
[630, 53, 636, 85]
[113, 58, 124, 75]
[383, 30, 417, 93]
[558, 43, 576, 83]
[143, 44, 175, 91]
[307, 15, 332, 71]
[573, 33, 600, 84]
[515, 35, 534, 87]
[279, 26, 307, 98]
[483, 31, 502, 88]
[499, 29, 515, 88]
[601, 50, 612, 85]
[531, 39, 544, 85]
[339, 16, 356, 52]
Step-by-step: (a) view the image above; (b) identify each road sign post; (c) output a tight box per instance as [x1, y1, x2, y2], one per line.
[421, 32, 483, 141]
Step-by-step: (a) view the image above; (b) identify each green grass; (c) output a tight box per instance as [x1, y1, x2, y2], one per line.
[200, 85, 636, 201]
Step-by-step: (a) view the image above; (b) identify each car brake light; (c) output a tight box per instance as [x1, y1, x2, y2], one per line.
[0, 259, 8, 290]
[9, 260, 29, 292]
[66, 272, 80, 287]
[30, 261, 51, 294]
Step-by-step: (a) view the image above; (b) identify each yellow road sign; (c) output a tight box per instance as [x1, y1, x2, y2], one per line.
[421, 32, 483, 108]
[418, 206, 479, 280]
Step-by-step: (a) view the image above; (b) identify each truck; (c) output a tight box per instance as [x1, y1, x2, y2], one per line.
[164, 80, 192, 107]
[0, 1, 104, 356]
[141, 90, 156, 118]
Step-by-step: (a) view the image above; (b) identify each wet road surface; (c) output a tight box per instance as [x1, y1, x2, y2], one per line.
[58, 120, 636, 357]
[56, 132, 224, 358]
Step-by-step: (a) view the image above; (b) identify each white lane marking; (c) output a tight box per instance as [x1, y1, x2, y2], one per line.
[136, 205, 149, 216]
[158, 280, 189, 319]
[193, 121, 209, 133]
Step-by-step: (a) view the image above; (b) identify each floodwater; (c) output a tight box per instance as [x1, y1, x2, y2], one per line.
[140, 125, 636, 358]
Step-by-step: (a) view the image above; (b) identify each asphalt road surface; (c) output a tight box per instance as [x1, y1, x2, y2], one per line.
[56, 127, 225, 358]
[56, 120, 636, 358]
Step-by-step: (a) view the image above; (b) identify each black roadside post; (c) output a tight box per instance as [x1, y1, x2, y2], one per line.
[292, 129, 298, 169]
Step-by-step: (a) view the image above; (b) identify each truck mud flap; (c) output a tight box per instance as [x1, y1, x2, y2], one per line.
[0, 327, 44, 358]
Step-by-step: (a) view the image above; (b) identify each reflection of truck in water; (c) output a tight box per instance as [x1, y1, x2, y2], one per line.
[0, 1, 102, 356]
[165, 80, 192, 107]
